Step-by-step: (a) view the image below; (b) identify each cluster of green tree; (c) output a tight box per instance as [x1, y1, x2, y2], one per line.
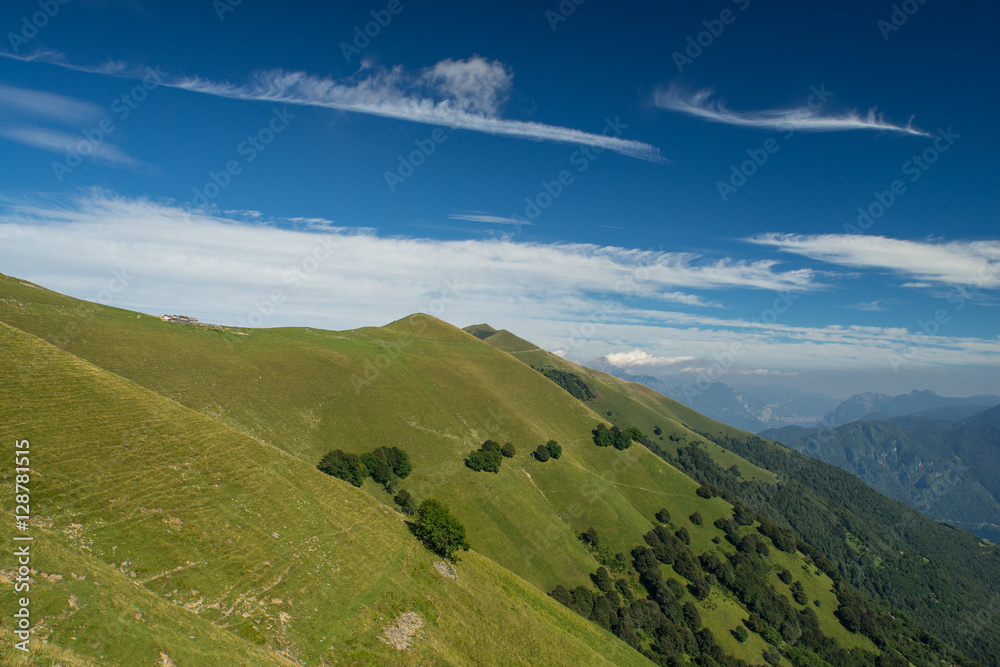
[465, 439, 514, 472]
[530, 365, 596, 400]
[412, 498, 469, 562]
[551, 561, 729, 666]
[593, 423, 643, 450]
[317, 446, 412, 490]
[554, 496, 965, 667]
[642, 434, 986, 665]
[533, 439, 562, 462]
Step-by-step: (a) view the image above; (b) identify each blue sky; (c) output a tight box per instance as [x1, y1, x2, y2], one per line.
[0, 0, 997, 397]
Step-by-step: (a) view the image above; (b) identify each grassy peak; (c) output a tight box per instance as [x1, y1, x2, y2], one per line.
[462, 323, 498, 340]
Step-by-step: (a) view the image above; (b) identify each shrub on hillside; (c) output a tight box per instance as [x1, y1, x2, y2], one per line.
[394, 489, 417, 516]
[592, 423, 644, 450]
[689, 512, 703, 526]
[500, 442, 515, 458]
[317, 450, 368, 487]
[545, 439, 562, 459]
[413, 499, 470, 561]
[466, 448, 502, 473]
[534, 444, 551, 462]
[655, 508, 672, 525]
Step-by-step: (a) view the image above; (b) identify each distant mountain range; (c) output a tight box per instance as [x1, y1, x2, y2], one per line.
[588, 357, 1000, 437]
[820, 389, 1000, 426]
[762, 405, 1000, 540]
[586, 357, 839, 433]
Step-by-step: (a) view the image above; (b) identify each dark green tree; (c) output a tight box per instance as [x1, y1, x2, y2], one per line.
[394, 489, 417, 515]
[591, 566, 614, 593]
[655, 508, 672, 524]
[581, 527, 600, 549]
[466, 448, 502, 473]
[317, 450, 368, 487]
[778, 569, 793, 585]
[689, 512, 703, 526]
[534, 444, 551, 462]
[413, 499, 470, 561]
[732, 625, 749, 643]
[385, 446, 412, 478]
[501, 442, 516, 458]
[482, 439, 500, 454]
[682, 601, 702, 630]
[545, 439, 562, 459]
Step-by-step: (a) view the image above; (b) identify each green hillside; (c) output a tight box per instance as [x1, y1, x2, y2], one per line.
[0, 320, 647, 666]
[0, 273, 991, 665]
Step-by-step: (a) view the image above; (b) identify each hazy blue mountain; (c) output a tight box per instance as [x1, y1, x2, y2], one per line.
[586, 357, 838, 432]
[823, 389, 1000, 426]
[763, 405, 1000, 537]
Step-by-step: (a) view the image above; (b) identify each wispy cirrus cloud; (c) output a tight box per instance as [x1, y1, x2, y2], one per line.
[654, 85, 929, 136]
[748, 233, 1000, 288]
[448, 213, 530, 226]
[0, 82, 101, 123]
[0, 125, 140, 167]
[0, 79, 142, 169]
[1, 50, 664, 161]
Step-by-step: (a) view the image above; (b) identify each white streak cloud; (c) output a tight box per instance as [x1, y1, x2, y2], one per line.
[0, 82, 101, 123]
[448, 213, 530, 226]
[748, 234, 1000, 288]
[1, 50, 664, 161]
[654, 85, 929, 136]
[0, 125, 140, 167]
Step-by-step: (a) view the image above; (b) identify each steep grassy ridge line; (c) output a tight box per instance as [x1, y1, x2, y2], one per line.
[0, 275, 743, 591]
[0, 321, 651, 666]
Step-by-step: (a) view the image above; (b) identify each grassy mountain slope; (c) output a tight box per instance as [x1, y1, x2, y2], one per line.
[0, 320, 648, 666]
[1, 274, 983, 664]
[0, 275, 772, 593]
